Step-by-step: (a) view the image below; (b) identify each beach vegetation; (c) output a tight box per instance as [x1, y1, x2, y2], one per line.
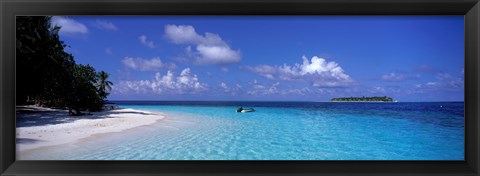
[68, 64, 104, 113]
[16, 16, 111, 115]
[96, 71, 113, 102]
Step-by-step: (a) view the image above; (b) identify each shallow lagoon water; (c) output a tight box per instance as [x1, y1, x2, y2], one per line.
[20, 102, 464, 160]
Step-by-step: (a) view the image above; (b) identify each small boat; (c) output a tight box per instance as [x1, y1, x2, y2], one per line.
[236, 107, 255, 113]
[241, 108, 255, 113]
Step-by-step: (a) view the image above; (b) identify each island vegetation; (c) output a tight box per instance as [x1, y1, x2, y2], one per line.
[330, 96, 394, 102]
[16, 16, 112, 115]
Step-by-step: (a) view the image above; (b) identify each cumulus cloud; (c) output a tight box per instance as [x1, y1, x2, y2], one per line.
[164, 24, 241, 65]
[139, 35, 156, 48]
[415, 73, 463, 91]
[165, 25, 203, 44]
[195, 44, 240, 64]
[122, 57, 175, 71]
[51, 16, 88, 35]
[247, 55, 353, 87]
[113, 68, 207, 95]
[94, 20, 118, 31]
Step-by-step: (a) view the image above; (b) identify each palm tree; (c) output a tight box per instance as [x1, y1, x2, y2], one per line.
[96, 71, 113, 101]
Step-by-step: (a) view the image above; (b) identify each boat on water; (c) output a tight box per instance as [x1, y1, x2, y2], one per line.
[236, 107, 255, 113]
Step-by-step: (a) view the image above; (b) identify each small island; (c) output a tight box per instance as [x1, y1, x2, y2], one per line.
[330, 96, 394, 102]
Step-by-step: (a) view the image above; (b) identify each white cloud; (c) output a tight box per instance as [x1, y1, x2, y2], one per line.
[220, 82, 229, 92]
[220, 82, 228, 89]
[139, 35, 156, 48]
[195, 44, 240, 64]
[368, 86, 402, 95]
[244, 80, 316, 96]
[285, 87, 312, 96]
[381, 73, 406, 82]
[247, 80, 281, 95]
[248, 55, 353, 87]
[122, 57, 175, 71]
[381, 72, 420, 82]
[415, 73, 463, 91]
[113, 68, 207, 95]
[51, 16, 88, 35]
[216, 82, 246, 96]
[165, 24, 241, 65]
[94, 20, 118, 31]
[248, 65, 276, 80]
[164, 25, 203, 44]
[371, 86, 386, 93]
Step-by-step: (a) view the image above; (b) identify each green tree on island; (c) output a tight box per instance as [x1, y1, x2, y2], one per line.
[330, 96, 394, 102]
[16, 16, 112, 115]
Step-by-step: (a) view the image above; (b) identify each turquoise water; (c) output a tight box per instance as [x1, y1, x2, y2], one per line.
[22, 102, 464, 160]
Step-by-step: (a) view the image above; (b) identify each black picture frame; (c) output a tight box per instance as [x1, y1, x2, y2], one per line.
[1, 0, 479, 175]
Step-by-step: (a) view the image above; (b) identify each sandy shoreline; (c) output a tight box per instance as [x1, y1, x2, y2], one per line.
[16, 105, 165, 152]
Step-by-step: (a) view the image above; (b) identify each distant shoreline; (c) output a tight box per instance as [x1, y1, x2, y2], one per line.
[330, 96, 394, 102]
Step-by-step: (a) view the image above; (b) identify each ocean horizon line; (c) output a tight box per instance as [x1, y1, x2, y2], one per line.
[108, 100, 465, 103]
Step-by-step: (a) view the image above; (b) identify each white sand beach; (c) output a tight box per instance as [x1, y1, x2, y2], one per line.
[16, 105, 165, 152]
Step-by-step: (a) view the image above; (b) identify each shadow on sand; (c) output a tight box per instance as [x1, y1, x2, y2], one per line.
[16, 138, 44, 144]
[16, 107, 155, 128]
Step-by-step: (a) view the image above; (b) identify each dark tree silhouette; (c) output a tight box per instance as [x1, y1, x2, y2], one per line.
[96, 71, 113, 102]
[16, 16, 110, 115]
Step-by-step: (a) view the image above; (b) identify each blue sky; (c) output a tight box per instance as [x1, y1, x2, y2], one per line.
[51, 16, 464, 101]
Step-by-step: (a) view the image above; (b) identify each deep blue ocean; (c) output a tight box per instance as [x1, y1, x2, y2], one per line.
[23, 101, 465, 160]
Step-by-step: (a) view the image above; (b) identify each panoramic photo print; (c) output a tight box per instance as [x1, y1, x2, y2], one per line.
[16, 16, 464, 160]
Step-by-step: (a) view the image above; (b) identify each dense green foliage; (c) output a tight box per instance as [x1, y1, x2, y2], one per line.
[68, 64, 104, 112]
[17, 16, 74, 107]
[330, 96, 393, 102]
[16, 16, 112, 114]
